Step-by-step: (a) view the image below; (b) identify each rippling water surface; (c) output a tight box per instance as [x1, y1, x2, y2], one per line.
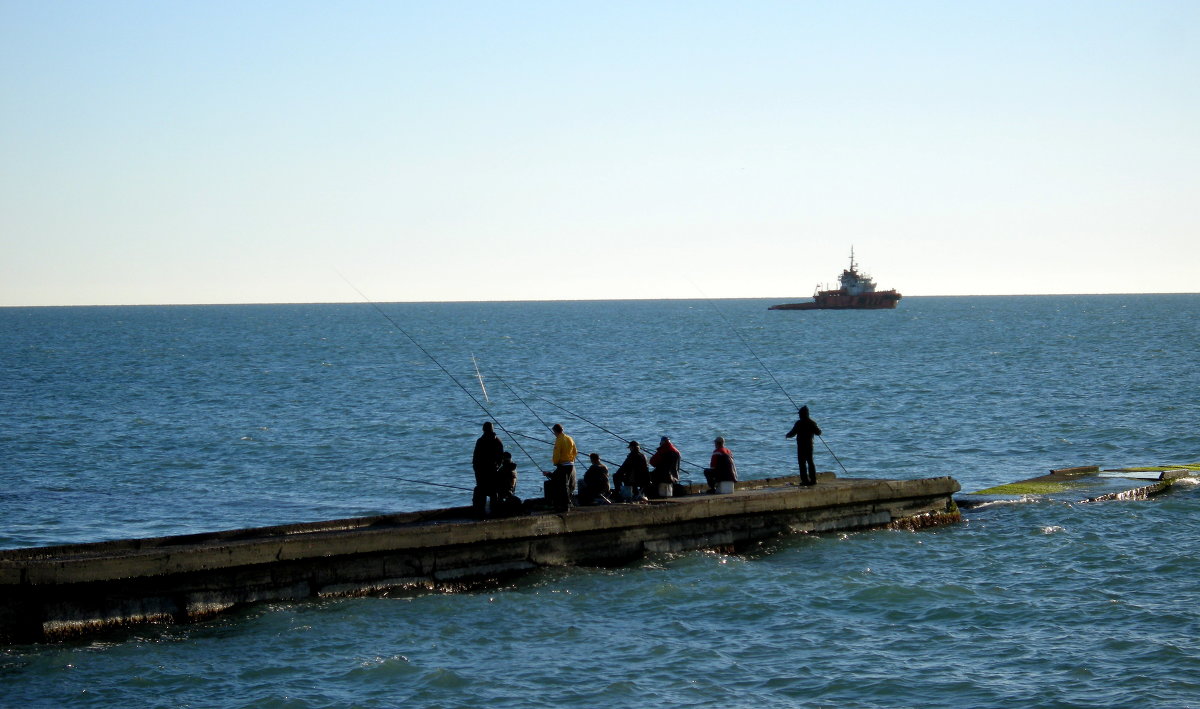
[2, 295, 1198, 707]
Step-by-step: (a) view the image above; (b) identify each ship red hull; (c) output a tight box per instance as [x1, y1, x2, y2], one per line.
[769, 290, 902, 310]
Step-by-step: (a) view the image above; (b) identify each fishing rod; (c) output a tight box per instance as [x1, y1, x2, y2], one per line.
[472, 354, 696, 473]
[515, 385, 707, 472]
[490, 369, 553, 434]
[475, 363, 642, 470]
[693, 286, 851, 477]
[395, 477, 475, 493]
[471, 354, 490, 403]
[818, 436, 848, 477]
[336, 272, 541, 472]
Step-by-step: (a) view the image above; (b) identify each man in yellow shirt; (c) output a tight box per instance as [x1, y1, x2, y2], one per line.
[543, 423, 577, 512]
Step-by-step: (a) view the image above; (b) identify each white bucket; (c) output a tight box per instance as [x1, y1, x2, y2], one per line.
[656, 483, 673, 498]
[717, 481, 735, 494]
[620, 484, 633, 501]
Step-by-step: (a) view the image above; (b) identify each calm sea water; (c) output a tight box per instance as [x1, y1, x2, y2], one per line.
[2, 295, 1198, 708]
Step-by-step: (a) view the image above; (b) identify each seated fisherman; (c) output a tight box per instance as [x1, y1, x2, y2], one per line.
[703, 436, 738, 493]
[648, 436, 681, 497]
[614, 440, 650, 501]
[497, 451, 518, 494]
[492, 452, 522, 515]
[578, 452, 611, 505]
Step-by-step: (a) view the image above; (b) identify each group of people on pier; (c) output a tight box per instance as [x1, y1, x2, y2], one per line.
[539, 425, 696, 513]
[469, 406, 823, 515]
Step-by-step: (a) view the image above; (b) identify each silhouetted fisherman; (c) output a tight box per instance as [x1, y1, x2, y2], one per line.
[542, 423, 577, 512]
[614, 440, 650, 501]
[493, 451, 523, 516]
[578, 452, 611, 505]
[472, 421, 505, 514]
[785, 406, 822, 486]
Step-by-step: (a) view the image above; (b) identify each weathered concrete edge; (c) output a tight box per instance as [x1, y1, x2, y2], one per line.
[1081, 470, 1196, 503]
[0, 477, 961, 642]
[3, 477, 960, 586]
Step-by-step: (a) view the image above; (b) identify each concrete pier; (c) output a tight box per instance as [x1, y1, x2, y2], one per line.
[0, 473, 960, 642]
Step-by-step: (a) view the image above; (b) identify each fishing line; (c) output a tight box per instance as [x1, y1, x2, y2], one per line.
[691, 281, 851, 476]
[689, 282, 799, 411]
[516, 385, 706, 472]
[456, 299, 703, 475]
[335, 271, 540, 471]
[818, 436, 849, 476]
[477, 362, 639, 470]
[490, 369, 553, 434]
[395, 477, 475, 493]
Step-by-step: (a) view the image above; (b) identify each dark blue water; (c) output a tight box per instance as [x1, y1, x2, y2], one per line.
[2, 296, 1198, 707]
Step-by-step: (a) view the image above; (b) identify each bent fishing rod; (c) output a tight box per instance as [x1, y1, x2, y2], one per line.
[472, 363, 636, 471]
[336, 272, 541, 472]
[695, 287, 851, 477]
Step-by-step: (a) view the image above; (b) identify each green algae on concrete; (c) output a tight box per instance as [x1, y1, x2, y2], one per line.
[970, 460, 1200, 496]
[971, 481, 1074, 495]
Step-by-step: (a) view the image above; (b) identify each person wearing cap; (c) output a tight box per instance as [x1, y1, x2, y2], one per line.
[648, 436, 681, 497]
[578, 452, 611, 505]
[542, 423, 577, 512]
[704, 437, 739, 493]
[614, 440, 650, 501]
[785, 406, 822, 486]
[472, 421, 505, 514]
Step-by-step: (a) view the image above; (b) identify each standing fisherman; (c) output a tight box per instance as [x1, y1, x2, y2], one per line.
[543, 423, 577, 512]
[472, 421, 505, 515]
[785, 406, 822, 486]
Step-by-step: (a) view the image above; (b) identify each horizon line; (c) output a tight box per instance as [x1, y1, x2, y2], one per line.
[3, 291, 1198, 309]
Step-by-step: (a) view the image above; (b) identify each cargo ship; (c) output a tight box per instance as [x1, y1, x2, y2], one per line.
[769, 248, 902, 310]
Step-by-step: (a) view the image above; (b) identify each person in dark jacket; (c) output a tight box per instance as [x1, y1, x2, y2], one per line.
[497, 451, 518, 498]
[649, 436, 681, 496]
[493, 451, 522, 516]
[614, 440, 650, 500]
[472, 421, 505, 514]
[704, 436, 738, 492]
[579, 452, 611, 505]
[785, 406, 822, 485]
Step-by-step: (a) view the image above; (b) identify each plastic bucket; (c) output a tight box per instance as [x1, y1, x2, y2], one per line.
[656, 483, 673, 498]
[717, 481, 735, 494]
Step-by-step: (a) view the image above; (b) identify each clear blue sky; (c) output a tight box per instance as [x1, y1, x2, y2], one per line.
[2, 1, 1196, 306]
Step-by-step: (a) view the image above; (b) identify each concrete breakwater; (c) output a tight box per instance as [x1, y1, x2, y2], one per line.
[0, 474, 960, 643]
[959, 464, 1200, 505]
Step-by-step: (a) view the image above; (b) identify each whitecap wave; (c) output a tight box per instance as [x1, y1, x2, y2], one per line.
[963, 496, 1043, 509]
